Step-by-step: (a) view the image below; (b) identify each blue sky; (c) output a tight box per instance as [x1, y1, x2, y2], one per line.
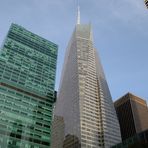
[0, 0, 148, 101]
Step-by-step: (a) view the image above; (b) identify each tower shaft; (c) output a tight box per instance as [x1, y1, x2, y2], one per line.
[55, 24, 121, 148]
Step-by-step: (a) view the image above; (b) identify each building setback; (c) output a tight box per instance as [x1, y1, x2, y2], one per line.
[54, 10, 121, 148]
[0, 24, 58, 148]
[114, 92, 148, 141]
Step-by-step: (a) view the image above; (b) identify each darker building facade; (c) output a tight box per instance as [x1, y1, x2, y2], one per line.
[114, 92, 148, 141]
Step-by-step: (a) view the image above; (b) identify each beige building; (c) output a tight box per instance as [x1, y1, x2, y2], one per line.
[51, 115, 65, 148]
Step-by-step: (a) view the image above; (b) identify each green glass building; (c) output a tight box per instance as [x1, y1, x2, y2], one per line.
[0, 24, 58, 148]
[111, 129, 148, 148]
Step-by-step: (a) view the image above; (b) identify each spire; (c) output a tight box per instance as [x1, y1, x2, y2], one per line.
[77, 1, 80, 24]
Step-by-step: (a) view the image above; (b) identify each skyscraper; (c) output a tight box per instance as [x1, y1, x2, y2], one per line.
[0, 24, 58, 148]
[114, 92, 148, 141]
[54, 7, 121, 148]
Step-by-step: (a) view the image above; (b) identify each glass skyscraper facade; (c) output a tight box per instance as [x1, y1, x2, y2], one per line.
[54, 24, 121, 148]
[0, 24, 58, 148]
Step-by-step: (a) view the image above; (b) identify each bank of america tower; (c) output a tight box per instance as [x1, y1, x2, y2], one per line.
[54, 6, 121, 148]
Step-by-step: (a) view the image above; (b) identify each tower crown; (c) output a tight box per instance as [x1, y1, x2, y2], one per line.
[77, 1, 80, 24]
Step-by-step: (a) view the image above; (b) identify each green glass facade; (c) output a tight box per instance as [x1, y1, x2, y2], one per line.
[0, 24, 58, 148]
[111, 129, 148, 148]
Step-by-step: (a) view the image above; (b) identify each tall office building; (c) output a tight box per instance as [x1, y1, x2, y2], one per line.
[54, 8, 121, 148]
[0, 24, 58, 148]
[114, 92, 148, 141]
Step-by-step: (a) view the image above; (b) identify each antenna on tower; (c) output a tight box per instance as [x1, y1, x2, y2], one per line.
[77, 0, 80, 24]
